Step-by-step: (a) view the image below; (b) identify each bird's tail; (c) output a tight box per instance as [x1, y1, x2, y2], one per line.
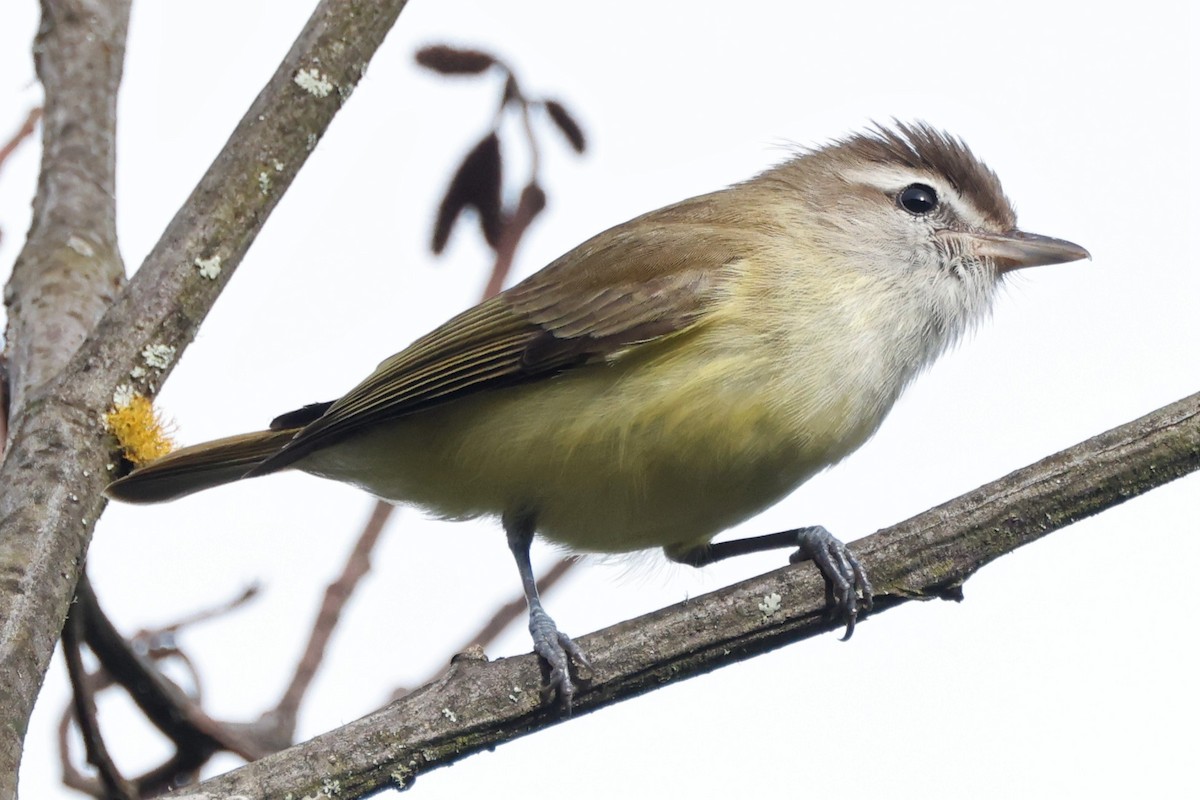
[105, 428, 300, 504]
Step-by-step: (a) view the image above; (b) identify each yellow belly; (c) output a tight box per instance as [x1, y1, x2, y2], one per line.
[298, 324, 889, 554]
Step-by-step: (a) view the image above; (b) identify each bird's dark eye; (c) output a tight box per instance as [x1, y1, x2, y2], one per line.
[898, 183, 938, 215]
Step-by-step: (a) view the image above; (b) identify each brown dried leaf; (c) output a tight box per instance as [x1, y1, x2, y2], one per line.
[544, 100, 586, 153]
[519, 182, 547, 220]
[431, 132, 504, 254]
[431, 179, 468, 255]
[415, 45, 496, 75]
[502, 74, 520, 106]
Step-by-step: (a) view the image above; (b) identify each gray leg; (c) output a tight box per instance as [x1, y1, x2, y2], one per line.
[504, 510, 589, 710]
[666, 526, 873, 639]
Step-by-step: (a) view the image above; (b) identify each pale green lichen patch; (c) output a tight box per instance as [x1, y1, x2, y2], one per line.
[294, 67, 334, 97]
[194, 255, 222, 279]
[112, 383, 137, 408]
[141, 343, 176, 370]
[391, 764, 415, 789]
[758, 592, 782, 618]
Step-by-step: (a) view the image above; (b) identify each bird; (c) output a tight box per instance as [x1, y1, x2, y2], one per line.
[107, 122, 1089, 708]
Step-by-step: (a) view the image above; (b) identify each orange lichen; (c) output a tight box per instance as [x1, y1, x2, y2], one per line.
[105, 394, 175, 465]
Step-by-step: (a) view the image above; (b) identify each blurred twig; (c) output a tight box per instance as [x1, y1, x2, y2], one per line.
[59, 577, 268, 797]
[268, 502, 393, 740]
[0, 106, 41, 174]
[62, 605, 137, 800]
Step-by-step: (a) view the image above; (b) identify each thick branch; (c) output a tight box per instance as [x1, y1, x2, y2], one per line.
[0, 0, 412, 789]
[184, 391, 1200, 799]
[0, 2, 130, 794]
[3, 0, 130, 414]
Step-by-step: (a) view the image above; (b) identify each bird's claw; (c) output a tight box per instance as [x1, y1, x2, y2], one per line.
[791, 525, 874, 639]
[528, 607, 588, 712]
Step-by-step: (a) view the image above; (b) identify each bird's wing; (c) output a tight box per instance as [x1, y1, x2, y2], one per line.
[251, 201, 759, 474]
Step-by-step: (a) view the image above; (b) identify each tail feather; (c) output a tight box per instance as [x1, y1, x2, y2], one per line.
[105, 428, 300, 504]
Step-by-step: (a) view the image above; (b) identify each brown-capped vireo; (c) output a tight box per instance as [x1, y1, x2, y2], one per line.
[108, 122, 1089, 707]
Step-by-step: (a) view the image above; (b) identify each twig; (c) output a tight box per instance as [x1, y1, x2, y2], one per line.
[62, 602, 137, 800]
[59, 582, 264, 794]
[76, 576, 267, 760]
[136, 583, 260, 639]
[481, 181, 545, 298]
[0, 106, 41, 173]
[270, 501, 394, 740]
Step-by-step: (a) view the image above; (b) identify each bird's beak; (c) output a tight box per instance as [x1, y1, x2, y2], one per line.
[951, 229, 1091, 274]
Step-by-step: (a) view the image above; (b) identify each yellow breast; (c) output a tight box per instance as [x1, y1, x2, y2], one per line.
[299, 306, 891, 553]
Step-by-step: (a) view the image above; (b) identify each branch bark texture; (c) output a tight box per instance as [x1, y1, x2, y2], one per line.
[0, 3, 131, 795]
[4, 0, 130, 414]
[178, 391, 1200, 799]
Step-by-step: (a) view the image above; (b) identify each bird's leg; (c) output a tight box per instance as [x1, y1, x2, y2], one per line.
[666, 526, 873, 639]
[504, 509, 589, 710]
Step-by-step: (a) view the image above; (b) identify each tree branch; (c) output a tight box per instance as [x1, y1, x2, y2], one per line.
[3, 0, 130, 414]
[0, 3, 131, 794]
[62, 599, 138, 800]
[0, 0, 412, 789]
[269, 501, 394, 742]
[181, 391, 1200, 799]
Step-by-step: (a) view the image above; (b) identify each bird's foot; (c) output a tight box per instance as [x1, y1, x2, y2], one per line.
[528, 607, 589, 712]
[790, 525, 874, 640]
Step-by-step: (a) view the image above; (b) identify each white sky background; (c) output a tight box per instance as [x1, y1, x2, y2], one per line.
[1, 1, 1197, 797]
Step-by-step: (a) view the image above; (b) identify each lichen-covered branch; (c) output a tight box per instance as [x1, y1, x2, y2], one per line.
[181, 391, 1200, 800]
[0, 1, 412, 792]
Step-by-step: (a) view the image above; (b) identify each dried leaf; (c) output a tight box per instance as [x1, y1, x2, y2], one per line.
[431, 178, 468, 254]
[431, 133, 504, 254]
[415, 45, 496, 75]
[544, 100, 586, 153]
[519, 182, 547, 220]
[502, 74, 520, 106]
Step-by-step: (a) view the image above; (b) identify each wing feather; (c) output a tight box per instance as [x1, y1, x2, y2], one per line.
[251, 192, 763, 473]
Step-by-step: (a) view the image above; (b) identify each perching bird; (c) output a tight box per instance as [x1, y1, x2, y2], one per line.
[107, 122, 1089, 707]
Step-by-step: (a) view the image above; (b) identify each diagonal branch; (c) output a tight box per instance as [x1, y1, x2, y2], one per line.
[0, 106, 42, 178]
[181, 390, 1200, 799]
[0, 0, 413, 788]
